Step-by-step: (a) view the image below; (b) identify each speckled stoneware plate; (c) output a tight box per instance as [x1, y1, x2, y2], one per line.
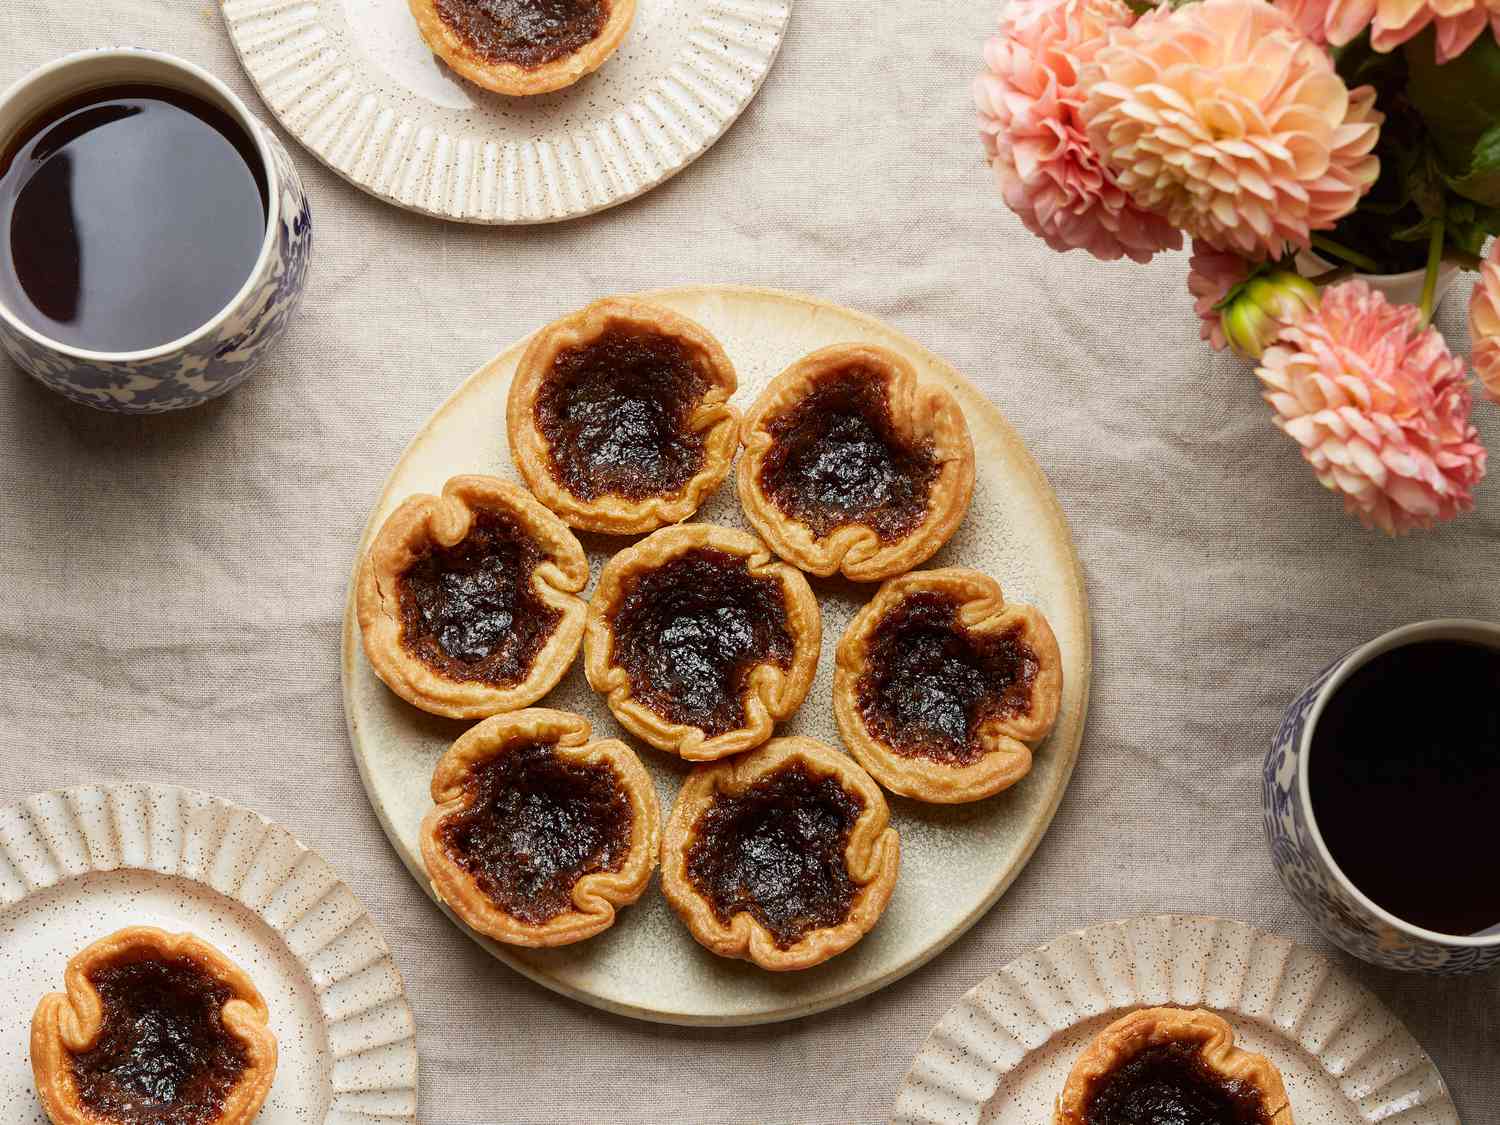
[340, 285, 1092, 1025]
[0, 784, 419, 1123]
[221, 0, 791, 223]
[893, 915, 1459, 1125]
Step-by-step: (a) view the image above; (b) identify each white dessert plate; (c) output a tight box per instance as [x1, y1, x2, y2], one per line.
[221, 0, 791, 223]
[340, 285, 1093, 1025]
[0, 784, 419, 1124]
[893, 914, 1459, 1125]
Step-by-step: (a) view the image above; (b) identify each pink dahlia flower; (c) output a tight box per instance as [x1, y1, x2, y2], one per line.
[1273, 0, 1380, 44]
[1275, 0, 1499, 61]
[975, 0, 1182, 264]
[1257, 281, 1486, 534]
[1080, 0, 1382, 261]
[1471, 242, 1500, 401]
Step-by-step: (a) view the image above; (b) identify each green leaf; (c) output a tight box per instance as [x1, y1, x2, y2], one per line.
[1406, 29, 1500, 170]
[1406, 148, 1447, 219]
[1444, 123, 1500, 207]
[1317, 32, 1500, 274]
[1391, 216, 1436, 243]
[1446, 197, 1500, 257]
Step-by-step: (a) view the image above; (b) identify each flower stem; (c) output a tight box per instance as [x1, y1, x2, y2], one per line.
[1419, 221, 1445, 329]
[1308, 267, 1353, 288]
[1310, 235, 1382, 274]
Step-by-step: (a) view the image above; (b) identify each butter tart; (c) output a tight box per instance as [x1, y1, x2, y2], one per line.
[584, 524, 821, 760]
[407, 0, 636, 96]
[660, 736, 900, 971]
[509, 298, 740, 534]
[1056, 1008, 1293, 1125]
[420, 708, 660, 946]
[834, 567, 1062, 803]
[32, 927, 277, 1125]
[737, 343, 975, 581]
[358, 475, 589, 719]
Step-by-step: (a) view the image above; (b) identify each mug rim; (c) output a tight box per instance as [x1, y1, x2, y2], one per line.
[1297, 617, 1500, 950]
[0, 47, 283, 364]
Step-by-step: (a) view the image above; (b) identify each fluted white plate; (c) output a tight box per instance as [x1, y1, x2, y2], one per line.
[0, 784, 418, 1124]
[221, 0, 791, 223]
[893, 915, 1459, 1125]
[342, 286, 1092, 1025]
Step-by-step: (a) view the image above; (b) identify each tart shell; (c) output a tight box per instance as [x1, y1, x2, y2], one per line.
[31, 927, 278, 1125]
[660, 736, 901, 971]
[419, 708, 661, 947]
[1054, 1006, 1294, 1125]
[737, 343, 976, 581]
[584, 523, 822, 761]
[357, 474, 589, 720]
[834, 567, 1062, 804]
[508, 297, 740, 534]
[407, 0, 637, 97]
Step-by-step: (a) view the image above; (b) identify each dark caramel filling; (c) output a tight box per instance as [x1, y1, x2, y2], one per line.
[609, 548, 794, 737]
[434, 0, 607, 70]
[440, 740, 633, 924]
[535, 326, 712, 505]
[69, 955, 248, 1125]
[1084, 1043, 1272, 1125]
[398, 509, 561, 687]
[686, 763, 863, 948]
[857, 591, 1038, 766]
[759, 365, 939, 542]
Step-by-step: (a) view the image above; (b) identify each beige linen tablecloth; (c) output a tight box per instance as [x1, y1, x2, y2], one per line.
[3, 3, 1497, 1122]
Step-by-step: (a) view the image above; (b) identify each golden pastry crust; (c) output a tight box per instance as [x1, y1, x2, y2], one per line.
[1055, 1007, 1294, 1125]
[508, 298, 740, 534]
[584, 523, 821, 760]
[834, 568, 1062, 804]
[737, 343, 975, 581]
[31, 927, 277, 1125]
[357, 475, 588, 720]
[407, 0, 636, 96]
[419, 708, 661, 947]
[660, 736, 900, 971]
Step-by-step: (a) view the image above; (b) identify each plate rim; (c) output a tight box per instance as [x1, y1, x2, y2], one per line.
[0, 781, 421, 1124]
[891, 912, 1461, 1125]
[339, 283, 1094, 1025]
[220, 0, 794, 225]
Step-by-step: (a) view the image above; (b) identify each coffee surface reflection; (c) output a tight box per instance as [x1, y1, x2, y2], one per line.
[0, 83, 267, 353]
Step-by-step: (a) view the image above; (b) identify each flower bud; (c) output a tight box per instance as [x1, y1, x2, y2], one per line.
[1220, 272, 1320, 359]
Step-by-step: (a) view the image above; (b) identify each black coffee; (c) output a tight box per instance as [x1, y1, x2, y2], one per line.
[1309, 639, 1500, 937]
[0, 83, 267, 353]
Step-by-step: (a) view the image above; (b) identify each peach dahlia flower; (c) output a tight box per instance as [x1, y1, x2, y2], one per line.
[1277, 0, 1500, 62]
[1080, 0, 1382, 261]
[975, 0, 1181, 263]
[1257, 281, 1486, 534]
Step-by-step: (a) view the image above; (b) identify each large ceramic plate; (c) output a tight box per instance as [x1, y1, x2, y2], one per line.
[0, 784, 419, 1123]
[341, 285, 1092, 1025]
[221, 0, 791, 223]
[894, 915, 1459, 1125]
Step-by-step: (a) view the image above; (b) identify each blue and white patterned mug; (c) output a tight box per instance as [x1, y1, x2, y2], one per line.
[1264, 619, 1500, 975]
[0, 49, 312, 413]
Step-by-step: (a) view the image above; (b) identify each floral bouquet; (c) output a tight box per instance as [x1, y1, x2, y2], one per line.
[975, 0, 1500, 532]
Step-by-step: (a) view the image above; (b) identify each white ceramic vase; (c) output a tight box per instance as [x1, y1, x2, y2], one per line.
[1295, 249, 1460, 311]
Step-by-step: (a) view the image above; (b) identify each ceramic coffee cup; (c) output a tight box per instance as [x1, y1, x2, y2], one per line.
[0, 49, 312, 413]
[1264, 619, 1500, 975]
